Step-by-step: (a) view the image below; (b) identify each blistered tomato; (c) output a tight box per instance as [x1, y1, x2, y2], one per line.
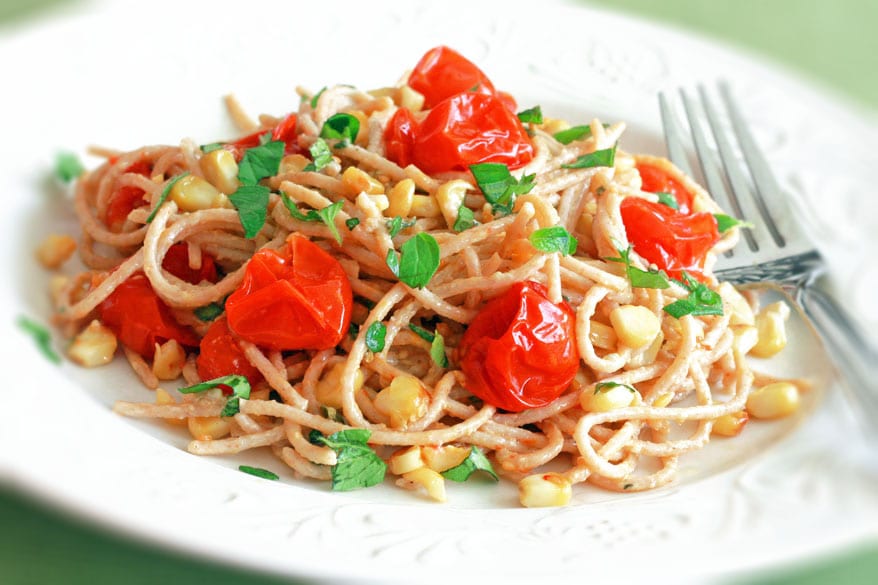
[637, 162, 695, 214]
[458, 281, 579, 412]
[105, 159, 152, 231]
[407, 46, 498, 110]
[196, 315, 263, 388]
[383, 108, 419, 169]
[620, 197, 720, 281]
[225, 235, 353, 351]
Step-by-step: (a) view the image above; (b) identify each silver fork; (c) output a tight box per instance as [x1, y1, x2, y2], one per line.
[660, 83, 877, 435]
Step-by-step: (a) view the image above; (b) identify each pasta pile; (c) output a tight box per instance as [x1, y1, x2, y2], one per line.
[46, 50, 799, 506]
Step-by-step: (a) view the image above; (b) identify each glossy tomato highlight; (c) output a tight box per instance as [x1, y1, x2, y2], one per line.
[196, 315, 263, 388]
[458, 281, 579, 412]
[225, 235, 352, 351]
[407, 46, 498, 110]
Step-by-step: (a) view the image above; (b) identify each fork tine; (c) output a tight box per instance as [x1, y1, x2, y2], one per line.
[679, 89, 758, 252]
[718, 82, 787, 247]
[658, 92, 695, 177]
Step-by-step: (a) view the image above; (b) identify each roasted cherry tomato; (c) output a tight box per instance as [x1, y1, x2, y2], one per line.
[408, 46, 498, 110]
[225, 235, 353, 351]
[620, 197, 720, 281]
[105, 159, 152, 231]
[223, 113, 300, 160]
[637, 162, 694, 214]
[99, 274, 199, 358]
[196, 315, 263, 388]
[458, 281, 579, 412]
[411, 92, 533, 174]
[383, 108, 419, 168]
[162, 243, 219, 285]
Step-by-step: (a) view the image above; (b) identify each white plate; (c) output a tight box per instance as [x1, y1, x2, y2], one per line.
[2, 1, 877, 584]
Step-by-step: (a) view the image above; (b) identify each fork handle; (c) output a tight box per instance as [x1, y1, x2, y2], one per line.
[798, 282, 878, 437]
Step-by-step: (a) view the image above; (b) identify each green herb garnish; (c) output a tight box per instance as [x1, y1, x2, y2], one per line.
[408, 323, 435, 342]
[562, 145, 616, 169]
[238, 465, 279, 480]
[594, 381, 637, 395]
[553, 125, 592, 144]
[320, 113, 360, 146]
[55, 152, 84, 183]
[17, 316, 61, 364]
[345, 217, 360, 230]
[200, 142, 224, 154]
[229, 184, 271, 238]
[281, 196, 344, 245]
[656, 192, 680, 210]
[237, 137, 284, 186]
[605, 246, 670, 290]
[179, 374, 251, 418]
[146, 172, 190, 223]
[469, 163, 535, 216]
[309, 86, 327, 109]
[194, 301, 224, 322]
[529, 226, 577, 256]
[386, 232, 440, 288]
[442, 447, 498, 482]
[365, 321, 387, 353]
[453, 204, 476, 232]
[303, 138, 332, 172]
[663, 272, 724, 318]
[309, 429, 387, 491]
[714, 213, 754, 233]
[517, 105, 543, 125]
[430, 331, 449, 368]
[386, 216, 416, 238]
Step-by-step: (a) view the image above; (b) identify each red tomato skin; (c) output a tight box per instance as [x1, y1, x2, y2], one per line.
[412, 92, 534, 174]
[196, 316, 263, 388]
[162, 243, 218, 285]
[105, 159, 152, 230]
[458, 281, 579, 412]
[225, 235, 353, 351]
[620, 197, 720, 281]
[99, 274, 199, 358]
[383, 108, 419, 168]
[408, 46, 497, 110]
[637, 162, 694, 214]
[223, 113, 300, 161]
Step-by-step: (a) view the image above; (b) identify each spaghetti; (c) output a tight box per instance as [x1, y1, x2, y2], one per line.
[49, 46, 798, 506]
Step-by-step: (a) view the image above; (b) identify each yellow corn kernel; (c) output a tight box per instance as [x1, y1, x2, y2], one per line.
[341, 166, 384, 197]
[399, 85, 425, 112]
[152, 339, 186, 381]
[367, 86, 400, 101]
[751, 301, 791, 358]
[610, 305, 661, 349]
[315, 361, 365, 409]
[422, 445, 470, 473]
[518, 473, 572, 508]
[581, 382, 638, 413]
[68, 320, 117, 367]
[434, 180, 471, 229]
[712, 410, 749, 436]
[369, 194, 390, 212]
[402, 467, 446, 502]
[626, 330, 664, 369]
[410, 194, 441, 217]
[279, 153, 311, 174]
[732, 325, 759, 354]
[198, 149, 240, 194]
[169, 175, 225, 212]
[541, 117, 570, 135]
[373, 375, 429, 429]
[653, 390, 675, 408]
[387, 179, 415, 217]
[589, 320, 618, 350]
[187, 416, 231, 441]
[349, 110, 368, 146]
[718, 282, 755, 326]
[746, 382, 800, 419]
[155, 387, 186, 426]
[36, 234, 77, 269]
[388, 446, 424, 475]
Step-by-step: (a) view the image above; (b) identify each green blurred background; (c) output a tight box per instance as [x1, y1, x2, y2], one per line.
[1, 0, 875, 584]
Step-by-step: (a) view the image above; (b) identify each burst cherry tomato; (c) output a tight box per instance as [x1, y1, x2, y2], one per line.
[223, 113, 300, 160]
[411, 92, 533, 174]
[458, 281, 579, 412]
[225, 235, 353, 351]
[408, 46, 499, 110]
[383, 108, 419, 168]
[196, 315, 263, 388]
[620, 197, 720, 281]
[105, 159, 152, 230]
[637, 162, 695, 214]
[99, 274, 199, 358]
[162, 243, 218, 285]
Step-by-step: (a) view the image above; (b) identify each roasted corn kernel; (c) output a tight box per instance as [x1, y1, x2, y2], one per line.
[518, 473, 572, 508]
